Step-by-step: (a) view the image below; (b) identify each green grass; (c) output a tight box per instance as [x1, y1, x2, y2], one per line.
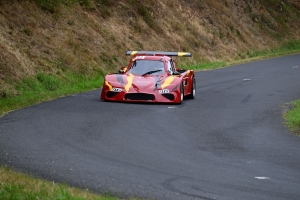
[181, 40, 300, 71]
[284, 100, 300, 135]
[0, 167, 119, 200]
[246, 40, 300, 59]
[0, 72, 103, 117]
[0, 39, 300, 199]
[185, 61, 227, 70]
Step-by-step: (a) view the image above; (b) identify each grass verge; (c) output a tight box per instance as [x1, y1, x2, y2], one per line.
[181, 40, 300, 71]
[284, 100, 300, 135]
[0, 40, 300, 199]
[244, 40, 300, 60]
[184, 61, 227, 70]
[0, 72, 104, 117]
[0, 167, 118, 200]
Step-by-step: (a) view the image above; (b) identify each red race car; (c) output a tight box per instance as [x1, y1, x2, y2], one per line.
[100, 51, 195, 104]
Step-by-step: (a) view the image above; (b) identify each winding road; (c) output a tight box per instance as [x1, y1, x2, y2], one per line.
[1, 54, 300, 200]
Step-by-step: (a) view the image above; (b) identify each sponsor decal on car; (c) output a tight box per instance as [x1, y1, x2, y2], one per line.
[125, 73, 134, 92]
[161, 76, 175, 89]
[112, 88, 122, 92]
[159, 89, 170, 94]
[132, 56, 145, 62]
[105, 81, 113, 91]
[116, 74, 125, 86]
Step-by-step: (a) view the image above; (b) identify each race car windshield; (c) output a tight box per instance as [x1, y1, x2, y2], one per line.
[129, 60, 165, 75]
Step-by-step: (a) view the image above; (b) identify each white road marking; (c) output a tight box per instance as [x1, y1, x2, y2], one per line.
[292, 66, 298, 68]
[168, 106, 176, 109]
[243, 79, 251, 81]
[255, 177, 270, 180]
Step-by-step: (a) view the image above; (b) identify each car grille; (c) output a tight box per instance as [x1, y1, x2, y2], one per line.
[106, 91, 119, 98]
[125, 93, 155, 101]
[161, 93, 174, 101]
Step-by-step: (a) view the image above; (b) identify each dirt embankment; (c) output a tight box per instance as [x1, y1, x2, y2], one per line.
[0, 0, 300, 95]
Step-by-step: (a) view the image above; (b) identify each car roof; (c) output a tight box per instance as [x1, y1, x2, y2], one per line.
[132, 55, 171, 62]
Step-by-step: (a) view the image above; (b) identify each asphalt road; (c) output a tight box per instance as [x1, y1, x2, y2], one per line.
[1, 54, 300, 200]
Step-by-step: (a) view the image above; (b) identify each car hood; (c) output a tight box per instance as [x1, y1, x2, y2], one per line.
[105, 73, 178, 92]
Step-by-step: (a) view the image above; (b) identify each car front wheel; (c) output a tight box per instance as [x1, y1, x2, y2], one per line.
[180, 83, 184, 103]
[187, 77, 196, 99]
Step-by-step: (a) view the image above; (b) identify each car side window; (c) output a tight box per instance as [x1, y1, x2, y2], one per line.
[170, 60, 175, 72]
[167, 60, 175, 75]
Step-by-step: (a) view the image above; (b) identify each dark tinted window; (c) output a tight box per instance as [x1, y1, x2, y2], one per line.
[129, 60, 165, 75]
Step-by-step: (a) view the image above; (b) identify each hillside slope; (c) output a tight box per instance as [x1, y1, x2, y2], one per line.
[1, 0, 300, 97]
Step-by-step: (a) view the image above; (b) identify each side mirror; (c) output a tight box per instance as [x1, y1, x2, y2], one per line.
[119, 66, 127, 74]
[173, 71, 180, 76]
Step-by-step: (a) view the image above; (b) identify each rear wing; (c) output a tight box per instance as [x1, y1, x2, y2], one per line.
[126, 51, 192, 57]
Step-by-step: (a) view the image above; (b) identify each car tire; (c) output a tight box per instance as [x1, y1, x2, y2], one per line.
[179, 83, 184, 103]
[187, 77, 196, 99]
